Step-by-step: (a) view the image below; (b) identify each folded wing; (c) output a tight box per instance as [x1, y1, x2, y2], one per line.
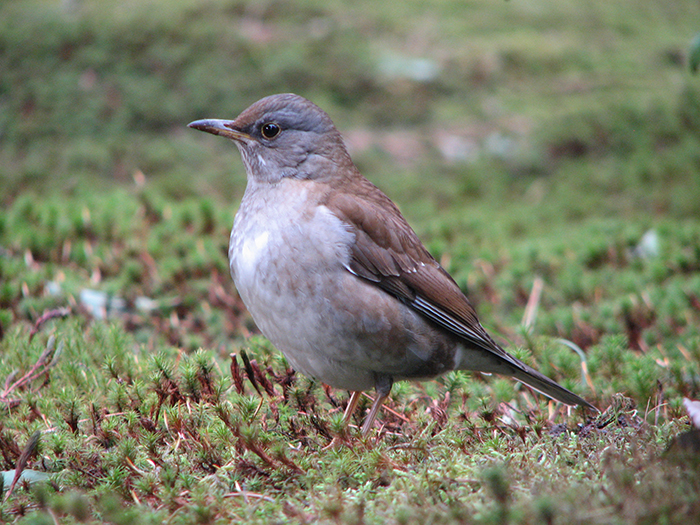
[327, 178, 595, 410]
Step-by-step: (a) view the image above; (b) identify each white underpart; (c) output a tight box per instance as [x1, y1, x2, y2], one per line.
[238, 230, 270, 282]
[257, 154, 267, 166]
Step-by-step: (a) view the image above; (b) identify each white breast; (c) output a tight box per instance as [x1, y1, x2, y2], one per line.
[236, 229, 270, 286]
[227, 178, 458, 392]
[228, 179, 355, 304]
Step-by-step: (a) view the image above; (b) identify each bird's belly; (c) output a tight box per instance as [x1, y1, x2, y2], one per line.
[228, 188, 458, 391]
[228, 190, 372, 390]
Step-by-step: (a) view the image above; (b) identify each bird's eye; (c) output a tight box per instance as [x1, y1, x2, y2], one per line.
[260, 122, 281, 139]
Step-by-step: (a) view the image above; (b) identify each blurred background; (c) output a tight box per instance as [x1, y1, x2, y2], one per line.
[0, 0, 700, 525]
[1, 0, 700, 381]
[2, 0, 699, 209]
[3, 3, 700, 520]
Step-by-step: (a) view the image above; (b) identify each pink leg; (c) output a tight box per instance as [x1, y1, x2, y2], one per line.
[361, 378, 392, 436]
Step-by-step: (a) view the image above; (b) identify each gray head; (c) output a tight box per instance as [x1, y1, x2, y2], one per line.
[188, 93, 353, 183]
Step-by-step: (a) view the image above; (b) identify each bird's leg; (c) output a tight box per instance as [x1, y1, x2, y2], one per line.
[322, 390, 363, 450]
[361, 374, 393, 436]
[342, 390, 363, 425]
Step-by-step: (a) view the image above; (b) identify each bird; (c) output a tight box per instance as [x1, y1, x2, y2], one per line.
[188, 93, 596, 437]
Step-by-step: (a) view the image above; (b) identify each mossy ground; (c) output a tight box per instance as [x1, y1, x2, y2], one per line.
[2, 1, 700, 523]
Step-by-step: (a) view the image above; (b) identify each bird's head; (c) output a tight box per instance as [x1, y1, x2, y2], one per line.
[188, 93, 352, 184]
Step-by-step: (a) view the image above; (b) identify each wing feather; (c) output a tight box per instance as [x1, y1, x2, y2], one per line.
[327, 180, 502, 356]
[325, 176, 595, 410]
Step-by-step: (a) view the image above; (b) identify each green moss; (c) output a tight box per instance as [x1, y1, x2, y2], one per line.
[2, 0, 700, 522]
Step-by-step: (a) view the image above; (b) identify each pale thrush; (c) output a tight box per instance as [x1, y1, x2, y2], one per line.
[189, 93, 595, 436]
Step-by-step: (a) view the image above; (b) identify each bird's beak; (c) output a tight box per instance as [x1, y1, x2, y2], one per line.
[187, 119, 252, 142]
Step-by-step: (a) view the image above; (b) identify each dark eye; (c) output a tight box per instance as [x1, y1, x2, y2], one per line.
[260, 122, 281, 139]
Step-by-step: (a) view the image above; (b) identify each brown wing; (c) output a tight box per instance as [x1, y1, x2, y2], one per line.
[326, 176, 596, 410]
[326, 177, 509, 359]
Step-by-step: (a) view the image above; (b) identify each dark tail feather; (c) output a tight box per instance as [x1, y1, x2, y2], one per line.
[510, 361, 597, 411]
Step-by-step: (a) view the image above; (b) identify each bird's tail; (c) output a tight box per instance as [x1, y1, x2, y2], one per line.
[508, 360, 596, 410]
[456, 344, 596, 410]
